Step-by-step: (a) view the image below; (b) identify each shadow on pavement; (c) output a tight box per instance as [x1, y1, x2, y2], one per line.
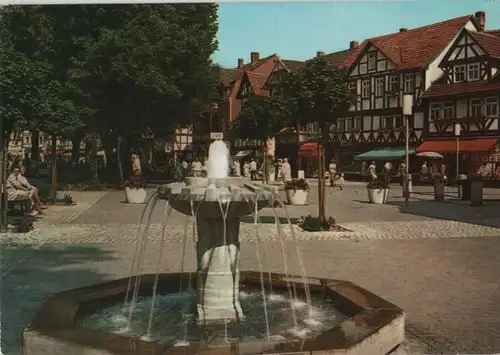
[0, 244, 116, 355]
[385, 199, 500, 229]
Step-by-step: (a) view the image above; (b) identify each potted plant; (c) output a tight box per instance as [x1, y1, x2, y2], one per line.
[366, 173, 390, 204]
[122, 175, 147, 204]
[285, 178, 309, 205]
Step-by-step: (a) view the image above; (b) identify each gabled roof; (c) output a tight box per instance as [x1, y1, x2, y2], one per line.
[486, 29, 500, 37]
[322, 48, 357, 68]
[469, 31, 500, 59]
[344, 15, 474, 70]
[421, 78, 500, 99]
[281, 59, 305, 72]
[218, 54, 278, 88]
[237, 71, 269, 98]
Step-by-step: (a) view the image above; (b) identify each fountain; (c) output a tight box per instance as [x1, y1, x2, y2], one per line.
[23, 140, 405, 355]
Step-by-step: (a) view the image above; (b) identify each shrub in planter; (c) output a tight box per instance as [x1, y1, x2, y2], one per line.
[122, 175, 148, 204]
[299, 215, 336, 232]
[285, 179, 309, 205]
[366, 173, 390, 204]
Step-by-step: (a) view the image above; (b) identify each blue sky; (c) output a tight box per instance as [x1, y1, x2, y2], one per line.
[214, 1, 500, 68]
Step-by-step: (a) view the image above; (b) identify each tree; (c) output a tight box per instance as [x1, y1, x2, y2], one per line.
[231, 93, 290, 182]
[282, 57, 353, 221]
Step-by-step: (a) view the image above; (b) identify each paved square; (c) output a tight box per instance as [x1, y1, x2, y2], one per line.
[2, 185, 500, 354]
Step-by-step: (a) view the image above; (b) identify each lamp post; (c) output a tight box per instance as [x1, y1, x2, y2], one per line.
[454, 123, 461, 197]
[402, 94, 413, 206]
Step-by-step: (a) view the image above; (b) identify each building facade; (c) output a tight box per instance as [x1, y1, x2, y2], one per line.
[417, 26, 500, 178]
[329, 13, 486, 171]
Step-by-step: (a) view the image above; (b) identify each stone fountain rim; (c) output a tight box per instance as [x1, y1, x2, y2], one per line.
[24, 272, 404, 355]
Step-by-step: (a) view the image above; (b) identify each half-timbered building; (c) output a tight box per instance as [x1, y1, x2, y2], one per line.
[332, 12, 485, 172]
[417, 26, 500, 179]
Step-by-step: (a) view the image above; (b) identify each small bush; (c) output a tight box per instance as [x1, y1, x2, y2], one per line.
[284, 178, 310, 191]
[299, 215, 336, 232]
[367, 172, 390, 189]
[63, 194, 75, 205]
[122, 175, 147, 189]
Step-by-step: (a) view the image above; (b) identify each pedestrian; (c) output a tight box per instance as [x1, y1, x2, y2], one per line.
[368, 161, 377, 181]
[329, 159, 337, 187]
[361, 161, 367, 181]
[250, 158, 257, 180]
[281, 158, 291, 182]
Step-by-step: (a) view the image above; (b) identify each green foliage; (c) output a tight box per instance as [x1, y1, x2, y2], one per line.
[367, 172, 391, 189]
[280, 56, 353, 129]
[231, 94, 290, 142]
[299, 215, 336, 232]
[122, 175, 148, 189]
[284, 178, 310, 191]
[63, 193, 75, 205]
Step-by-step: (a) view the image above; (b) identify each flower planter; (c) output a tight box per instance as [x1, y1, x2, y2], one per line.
[125, 187, 147, 204]
[367, 188, 389, 204]
[286, 189, 308, 205]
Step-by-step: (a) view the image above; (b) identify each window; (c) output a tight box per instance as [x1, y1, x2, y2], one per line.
[470, 99, 482, 117]
[354, 117, 362, 130]
[367, 52, 376, 70]
[337, 118, 345, 132]
[382, 116, 394, 129]
[403, 73, 414, 93]
[361, 80, 370, 98]
[345, 118, 354, 130]
[430, 103, 441, 120]
[389, 76, 399, 94]
[374, 77, 384, 97]
[468, 63, 480, 81]
[454, 65, 466, 82]
[443, 102, 454, 119]
[394, 116, 404, 128]
[348, 82, 357, 98]
[486, 97, 499, 117]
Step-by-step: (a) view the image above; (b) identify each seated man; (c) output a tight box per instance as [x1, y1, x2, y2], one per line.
[19, 166, 46, 212]
[6, 166, 38, 216]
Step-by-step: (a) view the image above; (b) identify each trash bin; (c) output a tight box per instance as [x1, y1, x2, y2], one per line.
[458, 179, 471, 201]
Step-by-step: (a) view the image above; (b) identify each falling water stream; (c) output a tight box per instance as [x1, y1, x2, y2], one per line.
[77, 140, 346, 346]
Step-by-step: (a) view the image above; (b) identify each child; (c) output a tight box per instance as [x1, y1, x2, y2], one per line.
[333, 172, 345, 191]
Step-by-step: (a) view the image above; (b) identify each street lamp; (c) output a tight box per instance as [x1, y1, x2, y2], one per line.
[402, 94, 413, 206]
[454, 123, 461, 196]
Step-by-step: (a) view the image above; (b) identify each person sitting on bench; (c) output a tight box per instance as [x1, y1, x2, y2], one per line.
[19, 166, 46, 212]
[6, 166, 38, 216]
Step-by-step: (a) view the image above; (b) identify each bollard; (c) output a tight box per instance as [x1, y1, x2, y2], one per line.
[434, 178, 445, 201]
[470, 180, 483, 207]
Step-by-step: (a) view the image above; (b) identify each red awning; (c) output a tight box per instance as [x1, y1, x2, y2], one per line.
[298, 143, 322, 157]
[416, 138, 497, 153]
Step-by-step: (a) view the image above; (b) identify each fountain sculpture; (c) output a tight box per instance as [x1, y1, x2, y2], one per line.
[23, 139, 405, 355]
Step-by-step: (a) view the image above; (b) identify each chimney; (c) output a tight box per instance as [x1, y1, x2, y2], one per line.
[250, 52, 260, 65]
[399, 28, 408, 32]
[350, 41, 359, 49]
[316, 51, 325, 57]
[237, 58, 244, 68]
[475, 11, 485, 31]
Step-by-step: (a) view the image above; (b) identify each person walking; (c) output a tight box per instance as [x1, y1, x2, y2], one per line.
[281, 158, 292, 182]
[328, 159, 337, 187]
[250, 158, 257, 180]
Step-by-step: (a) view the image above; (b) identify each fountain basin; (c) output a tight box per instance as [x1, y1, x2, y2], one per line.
[23, 272, 405, 355]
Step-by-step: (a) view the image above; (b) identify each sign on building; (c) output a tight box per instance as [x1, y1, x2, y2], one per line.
[210, 132, 223, 140]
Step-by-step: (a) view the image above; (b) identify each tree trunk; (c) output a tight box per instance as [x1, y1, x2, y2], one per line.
[89, 133, 99, 183]
[262, 141, 268, 184]
[30, 130, 40, 161]
[0, 130, 9, 232]
[50, 135, 57, 205]
[317, 137, 325, 222]
[117, 135, 124, 184]
[295, 119, 301, 174]
[71, 132, 85, 164]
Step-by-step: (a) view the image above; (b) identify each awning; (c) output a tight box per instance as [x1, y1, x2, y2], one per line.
[354, 147, 416, 161]
[298, 142, 321, 157]
[416, 138, 497, 153]
[232, 150, 253, 159]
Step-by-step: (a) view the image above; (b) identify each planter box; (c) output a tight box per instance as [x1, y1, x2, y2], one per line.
[367, 188, 389, 204]
[286, 189, 308, 205]
[125, 187, 147, 204]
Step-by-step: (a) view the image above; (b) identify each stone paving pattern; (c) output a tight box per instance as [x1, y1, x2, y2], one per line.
[1, 185, 500, 354]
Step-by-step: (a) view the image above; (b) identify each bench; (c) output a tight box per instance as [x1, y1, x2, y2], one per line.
[7, 198, 35, 233]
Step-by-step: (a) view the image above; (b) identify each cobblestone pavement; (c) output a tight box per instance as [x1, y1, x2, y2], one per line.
[2, 188, 500, 354]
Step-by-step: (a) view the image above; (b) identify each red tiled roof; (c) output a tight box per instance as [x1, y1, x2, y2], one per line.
[417, 139, 497, 153]
[245, 71, 269, 96]
[421, 80, 500, 99]
[344, 15, 472, 70]
[281, 59, 305, 72]
[219, 68, 243, 86]
[486, 29, 500, 37]
[323, 48, 356, 68]
[469, 31, 500, 59]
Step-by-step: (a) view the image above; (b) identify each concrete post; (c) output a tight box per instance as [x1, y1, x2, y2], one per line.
[434, 178, 445, 202]
[470, 180, 483, 207]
